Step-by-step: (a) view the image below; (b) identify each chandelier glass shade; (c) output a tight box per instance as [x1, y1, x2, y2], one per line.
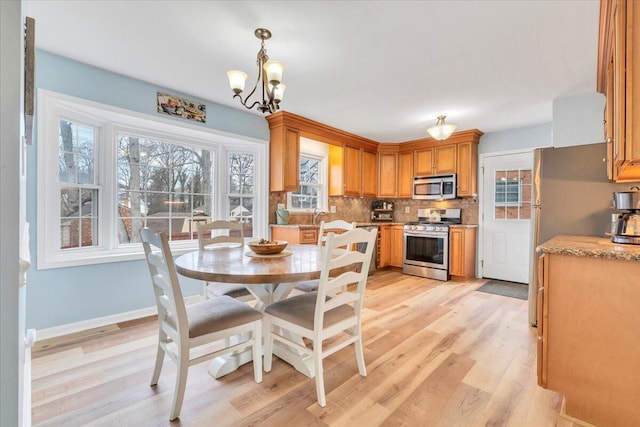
[227, 28, 285, 114]
[426, 115, 457, 141]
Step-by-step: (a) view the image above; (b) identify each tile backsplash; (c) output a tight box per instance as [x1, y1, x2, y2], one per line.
[269, 193, 479, 225]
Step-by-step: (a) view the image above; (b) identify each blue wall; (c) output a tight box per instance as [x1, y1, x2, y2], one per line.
[27, 51, 269, 330]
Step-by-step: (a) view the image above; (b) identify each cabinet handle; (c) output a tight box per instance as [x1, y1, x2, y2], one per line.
[606, 137, 613, 144]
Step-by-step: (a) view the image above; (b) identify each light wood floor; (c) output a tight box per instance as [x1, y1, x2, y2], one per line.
[31, 270, 581, 426]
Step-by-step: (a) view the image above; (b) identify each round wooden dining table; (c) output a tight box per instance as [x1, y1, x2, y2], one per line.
[174, 243, 324, 379]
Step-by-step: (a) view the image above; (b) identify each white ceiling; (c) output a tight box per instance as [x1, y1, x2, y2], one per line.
[24, 0, 600, 143]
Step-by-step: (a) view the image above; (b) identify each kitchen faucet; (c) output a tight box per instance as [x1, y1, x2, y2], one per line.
[312, 208, 329, 225]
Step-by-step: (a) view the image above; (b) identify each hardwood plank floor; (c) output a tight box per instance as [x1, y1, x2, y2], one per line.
[31, 269, 580, 426]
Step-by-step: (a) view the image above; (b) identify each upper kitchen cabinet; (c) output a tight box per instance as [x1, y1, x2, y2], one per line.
[331, 144, 377, 197]
[266, 114, 300, 192]
[400, 130, 483, 197]
[362, 149, 378, 197]
[378, 152, 398, 198]
[598, 0, 640, 182]
[267, 111, 379, 194]
[456, 140, 478, 197]
[377, 149, 413, 198]
[413, 145, 456, 176]
[398, 151, 414, 198]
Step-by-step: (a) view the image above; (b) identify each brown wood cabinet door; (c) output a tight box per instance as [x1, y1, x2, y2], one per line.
[414, 148, 434, 176]
[378, 225, 391, 268]
[362, 149, 377, 197]
[343, 144, 361, 196]
[269, 126, 300, 192]
[448, 228, 463, 276]
[398, 151, 414, 198]
[377, 153, 398, 198]
[456, 142, 477, 197]
[434, 145, 457, 174]
[390, 225, 404, 267]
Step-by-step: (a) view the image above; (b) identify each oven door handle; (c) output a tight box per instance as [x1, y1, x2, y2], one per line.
[404, 231, 448, 239]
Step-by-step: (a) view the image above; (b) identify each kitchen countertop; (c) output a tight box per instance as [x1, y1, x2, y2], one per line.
[270, 224, 320, 229]
[269, 222, 405, 228]
[537, 235, 640, 262]
[450, 224, 478, 228]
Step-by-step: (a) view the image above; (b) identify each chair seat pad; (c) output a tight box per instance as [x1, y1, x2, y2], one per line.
[168, 296, 261, 338]
[265, 292, 354, 330]
[207, 282, 251, 299]
[293, 280, 319, 293]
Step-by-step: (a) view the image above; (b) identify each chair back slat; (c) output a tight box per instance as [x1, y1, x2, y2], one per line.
[314, 227, 377, 330]
[318, 220, 357, 250]
[141, 228, 189, 344]
[197, 220, 244, 250]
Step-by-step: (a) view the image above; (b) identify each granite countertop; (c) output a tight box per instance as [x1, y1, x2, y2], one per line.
[537, 235, 640, 262]
[269, 222, 405, 228]
[450, 224, 479, 228]
[270, 224, 319, 229]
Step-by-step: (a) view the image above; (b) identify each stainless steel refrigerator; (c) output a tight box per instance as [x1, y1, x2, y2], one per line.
[528, 143, 629, 326]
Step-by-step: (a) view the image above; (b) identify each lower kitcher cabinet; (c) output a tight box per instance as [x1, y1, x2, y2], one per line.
[270, 226, 318, 244]
[377, 224, 403, 268]
[448, 226, 476, 281]
[390, 225, 404, 267]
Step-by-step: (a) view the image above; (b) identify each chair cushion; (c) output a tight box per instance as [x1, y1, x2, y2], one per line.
[207, 282, 251, 299]
[167, 295, 261, 338]
[264, 292, 354, 330]
[293, 280, 319, 293]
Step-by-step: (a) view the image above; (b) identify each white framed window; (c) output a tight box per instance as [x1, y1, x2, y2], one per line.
[287, 138, 328, 212]
[37, 90, 267, 269]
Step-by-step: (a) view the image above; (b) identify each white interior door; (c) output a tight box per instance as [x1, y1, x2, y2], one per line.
[481, 151, 533, 283]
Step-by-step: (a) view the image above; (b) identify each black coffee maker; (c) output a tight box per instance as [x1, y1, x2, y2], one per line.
[612, 187, 640, 245]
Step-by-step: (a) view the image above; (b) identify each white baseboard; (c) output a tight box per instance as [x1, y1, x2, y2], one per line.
[35, 295, 202, 342]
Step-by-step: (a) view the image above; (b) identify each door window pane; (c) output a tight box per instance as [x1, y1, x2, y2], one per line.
[494, 169, 532, 220]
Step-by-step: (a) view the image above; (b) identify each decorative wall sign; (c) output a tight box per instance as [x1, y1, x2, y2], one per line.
[157, 92, 206, 123]
[24, 17, 35, 144]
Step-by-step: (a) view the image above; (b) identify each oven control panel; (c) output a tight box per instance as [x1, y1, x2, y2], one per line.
[404, 224, 449, 233]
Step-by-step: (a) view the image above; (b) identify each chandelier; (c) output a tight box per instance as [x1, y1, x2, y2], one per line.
[426, 115, 457, 141]
[226, 28, 285, 114]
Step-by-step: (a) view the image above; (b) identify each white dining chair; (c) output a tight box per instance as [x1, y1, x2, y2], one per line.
[294, 219, 357, 293]
[196, 220, 253, 302]
[263, 227, 377, 407]
[141, 228, 262, 421]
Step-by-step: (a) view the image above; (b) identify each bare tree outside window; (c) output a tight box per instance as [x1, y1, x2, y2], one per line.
[58, 120, 99, 249]
[117, 135, 213, 243]
[228, 152, 254, 238]
[290, 156, 320, 209]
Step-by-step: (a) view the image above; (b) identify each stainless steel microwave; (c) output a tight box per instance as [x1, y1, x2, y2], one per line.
[413, 174, 457, 200]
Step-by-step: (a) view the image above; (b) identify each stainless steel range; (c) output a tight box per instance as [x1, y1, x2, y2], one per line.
[403, 208, 461, 281]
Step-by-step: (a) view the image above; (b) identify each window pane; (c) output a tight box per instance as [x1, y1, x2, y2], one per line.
[117, 134, 213, 243]
[227, 152, 254, 238]
[59, 120, 95, 184]
[300, 157, 319, 184]
[289, 156, 322, 210]
[60, 187, 98, 249]
[494, 168, 532, 220]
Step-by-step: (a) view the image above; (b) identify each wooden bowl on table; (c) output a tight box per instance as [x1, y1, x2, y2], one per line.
[248, 239, 288, 255]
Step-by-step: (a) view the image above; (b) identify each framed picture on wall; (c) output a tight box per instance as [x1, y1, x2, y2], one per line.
[157, 92, 207, 123]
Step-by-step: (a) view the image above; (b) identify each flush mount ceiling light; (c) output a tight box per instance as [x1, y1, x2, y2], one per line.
[226, 28, 285, 114]
[426, 115, 457, 141]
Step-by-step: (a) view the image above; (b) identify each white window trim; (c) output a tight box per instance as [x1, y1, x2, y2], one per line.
[37, 89, 268, 269]
[287, 138, 328, 212]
